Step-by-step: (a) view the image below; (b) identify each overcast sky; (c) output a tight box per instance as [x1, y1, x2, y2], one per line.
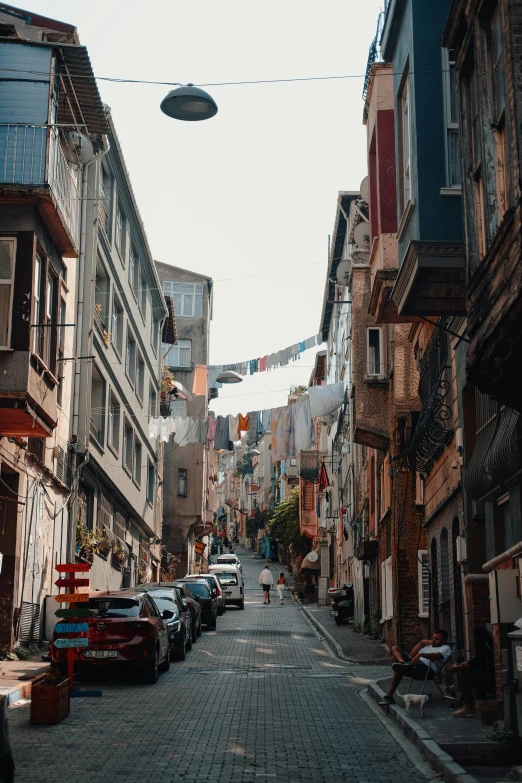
[29, 0, 381, 415]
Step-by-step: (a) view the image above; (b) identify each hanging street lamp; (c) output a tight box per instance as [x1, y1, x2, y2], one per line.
[160, 84, 218, 121]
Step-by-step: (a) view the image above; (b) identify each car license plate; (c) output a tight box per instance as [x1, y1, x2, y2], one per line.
[331, 611, 338, 616]
[225, 591, 232, 595]
[84, 650, 117, 659]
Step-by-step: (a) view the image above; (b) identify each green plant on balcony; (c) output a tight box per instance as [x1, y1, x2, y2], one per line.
[160, 365, 175, 400]
[76, 522, 98, 562]
[112, 545, 127, 568]
[96, 529, 112, 557]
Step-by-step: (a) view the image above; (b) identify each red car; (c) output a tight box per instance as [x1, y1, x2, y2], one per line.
[51, 589, 170, 684]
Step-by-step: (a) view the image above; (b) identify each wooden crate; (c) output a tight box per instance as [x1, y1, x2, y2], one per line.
[30, 677, 70, 725]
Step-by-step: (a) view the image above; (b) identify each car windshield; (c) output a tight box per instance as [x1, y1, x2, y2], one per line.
[87, 598, 139, 618]
[214, 572, 238, 586]
[148, 593, 179, 614]
[218, 557, 237, 562]
[183, 582, 211, 599]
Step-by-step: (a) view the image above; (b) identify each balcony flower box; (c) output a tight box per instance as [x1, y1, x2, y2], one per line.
[30, 673, 70, 725]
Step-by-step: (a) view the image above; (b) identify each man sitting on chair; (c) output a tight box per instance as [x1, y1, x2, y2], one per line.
[379, 629, 452, 705]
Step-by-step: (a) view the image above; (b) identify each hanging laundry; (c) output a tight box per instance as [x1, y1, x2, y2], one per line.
[259, 356, 267, 372]
[192, 364, 208, 396]
[174, 417, 193, 446]
[239, 361, 249, 376]
[160, 417, 172, 443]
[238, 413, 249, 435]
[319, 461, 330, 492]
[271, 406, 292, 462]
[247, 411, 258, 446]
[291, 398, 315, 453]
[228, 415, 240, 444]
[193, 417, 208, 445]
[261, 409, 272, 433]
[299, 341, 306, 354]
[249, 359, 256, 375]
[257, 410, 266, 438]
[315, 333, 323, 346]
[304, 337, 315, 350]
[214, 416, 231, 451]
[148, 417, 161, 440]
[206, 415, 217, 449]
[307, 382, 345, 418]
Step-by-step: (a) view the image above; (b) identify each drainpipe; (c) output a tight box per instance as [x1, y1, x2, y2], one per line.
[460, 561, 471, 658]
[69, 134, 110, 561]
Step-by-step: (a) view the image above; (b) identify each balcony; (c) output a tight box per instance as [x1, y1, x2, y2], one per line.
[392, 241, 466, 317]
[0, 125, 80, 257]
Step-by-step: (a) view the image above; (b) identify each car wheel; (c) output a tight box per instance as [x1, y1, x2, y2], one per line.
[238, 600, 245, 610]
[217, 605, 224, 617]
[159, 647, 170, 672]
[207, 612, 217, 630]
[144, 646, 159, 684]
[196, 620, 202, 638]
[176, 639, 186, 661]
[186, 630, 192, 652]
[192, 622, 197, 643]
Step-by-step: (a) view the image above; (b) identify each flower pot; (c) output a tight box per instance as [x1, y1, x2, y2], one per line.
[30, 676, 70, 725]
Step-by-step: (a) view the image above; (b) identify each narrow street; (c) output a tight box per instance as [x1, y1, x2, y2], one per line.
[7, 553, 427, 783]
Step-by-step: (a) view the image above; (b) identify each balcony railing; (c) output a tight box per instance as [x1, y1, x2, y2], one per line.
[0, 124, 80, 252]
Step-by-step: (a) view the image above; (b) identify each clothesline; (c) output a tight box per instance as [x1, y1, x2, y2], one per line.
[205, 333, 324, 389]
[148, 382, 345, 458]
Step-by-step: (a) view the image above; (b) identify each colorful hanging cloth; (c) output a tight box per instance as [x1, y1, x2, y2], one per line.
[319, 461, 330, 492]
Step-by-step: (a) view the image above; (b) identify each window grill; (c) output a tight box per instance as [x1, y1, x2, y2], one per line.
[55, 446, 72, 487]
[299, 451, 320, 482]
[27, 437, 45, 463]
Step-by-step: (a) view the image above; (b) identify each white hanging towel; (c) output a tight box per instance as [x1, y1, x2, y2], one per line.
[148, 417, 161, 440]
[307, 382, 345, 419]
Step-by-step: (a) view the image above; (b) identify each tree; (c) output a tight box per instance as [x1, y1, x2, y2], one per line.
[268, 488, 310, 559]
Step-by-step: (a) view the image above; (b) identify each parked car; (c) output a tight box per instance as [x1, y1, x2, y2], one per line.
[139, 586, 192, 660]
[185, 573, 226, 616]
[216, 554, 242, 572]
[51, 590, 170, 684]
[209, 565, 245, 609]
[138, 581, 202, 643]
[177, 578, 217, 629]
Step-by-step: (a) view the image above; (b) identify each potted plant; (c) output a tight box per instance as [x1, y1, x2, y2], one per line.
[96, 529, 112, 558]
[30, 671, 70, 725]
[76, 523, 97, 564]
[112, 544, 127, 569]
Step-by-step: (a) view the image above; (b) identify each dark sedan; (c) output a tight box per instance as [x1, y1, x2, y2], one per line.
[141, 587, 192, 661]
[176, 579, 217, 629]
[139, 581, 202, 643]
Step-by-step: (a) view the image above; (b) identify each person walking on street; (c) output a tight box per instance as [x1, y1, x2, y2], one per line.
[276, 573, 288, 605]
[259, 565, 274, 604]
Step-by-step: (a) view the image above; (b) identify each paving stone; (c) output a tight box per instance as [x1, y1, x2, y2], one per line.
[6, 550, 430, 782]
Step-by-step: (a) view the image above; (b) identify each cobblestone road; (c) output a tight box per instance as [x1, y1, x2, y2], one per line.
[7, 553, 431, 783]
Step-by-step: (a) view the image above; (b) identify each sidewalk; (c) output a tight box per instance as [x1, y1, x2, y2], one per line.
[0, 657, 49, 706]
[301, 603, 391, 665]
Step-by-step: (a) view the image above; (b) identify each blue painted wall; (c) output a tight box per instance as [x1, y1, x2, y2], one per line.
[0, 43, 51, 184]
[383, 0, 463, 265]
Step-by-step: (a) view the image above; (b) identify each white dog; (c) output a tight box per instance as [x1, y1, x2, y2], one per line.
[402, 693, 431, 717]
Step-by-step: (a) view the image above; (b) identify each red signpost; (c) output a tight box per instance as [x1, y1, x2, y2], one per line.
[54, 563, 92, 691]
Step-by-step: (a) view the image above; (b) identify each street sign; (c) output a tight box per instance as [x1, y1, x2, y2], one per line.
[55, 608, 90, 618]
[54, 623, 89, 634]
[56, 563, 91, 573]
[55, 577, 90, 588]
[55, 593, 89, 603]
[53, 638, 89, 649]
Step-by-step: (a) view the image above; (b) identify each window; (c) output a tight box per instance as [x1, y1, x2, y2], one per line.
[151, 315, 159, 355]
[170, 398, 187, 418]
[134, 438, 142, 486]
[140, 270, 147, 316]
[398, 75, 412, 212]
[33, 255, 43, 356]
[163, 281, 203, 318]
[466, 62, 486, 259]
[112, 295, 124, 357]
[108, 392, 120, 453]
[442, 49, 461, 188]
[126, 330, 136, 386]
[90, 365, 106, 446]
[115, 204, 125, 256]
[94, 256, 110, 328]
[381, 556, 393, 620]
[98, 167, 111, 235]
[57, 298, 66, 407]
[44, 270, 57, 372]
[290, 458, 297, 467]
[148, 385, 157, 418]
[367, 327, 383, 376]
[418, 550, 429, 617]
[137, 353, 145, 402]
[0, 239, 15, 348]
[490, 6, 508, 218]
[178, 468, 187, 497]
[123, 420, 133, 474]
[129, 246, 139, 298]
[162, 339, 192, 367]
[147, 461, 155, 505]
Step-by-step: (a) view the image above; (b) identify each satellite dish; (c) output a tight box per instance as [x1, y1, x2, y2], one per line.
[63, 131, 94, 165]
[360, 175, 369, 203]
[336, 259, 351, 285]
[353, 222, 370, 250]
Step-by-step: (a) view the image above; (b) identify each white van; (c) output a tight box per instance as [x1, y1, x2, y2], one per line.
[209, 565, 244, 610]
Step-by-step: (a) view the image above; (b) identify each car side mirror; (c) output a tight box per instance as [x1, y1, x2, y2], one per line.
[181, 600, 189, 610]
[162, 609, 175, 619]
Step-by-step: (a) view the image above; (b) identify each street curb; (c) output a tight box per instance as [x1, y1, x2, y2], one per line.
[1, 681, 33, 707]
[366, 680, 479, 783]
[298, 601, 391, 666]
